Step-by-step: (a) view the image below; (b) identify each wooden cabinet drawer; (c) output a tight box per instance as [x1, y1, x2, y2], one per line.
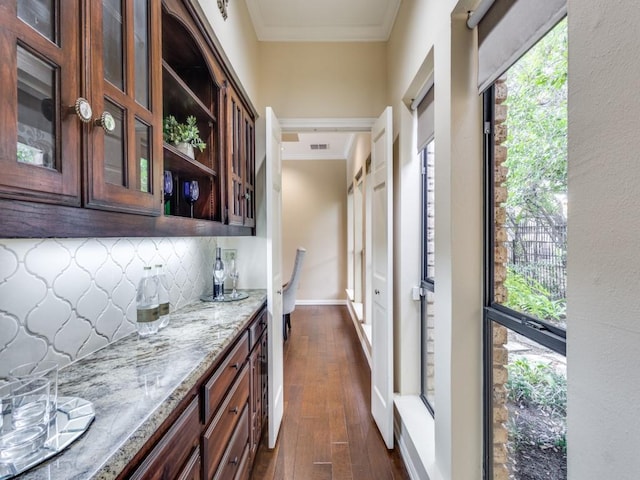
[248, 308, 267, 351]
[130, 396, 200, 480]
[177, 448, 202, 480]
[203, 366, 249, 479]
[213, 404, 250, 480]
[203, 332, 249, 422]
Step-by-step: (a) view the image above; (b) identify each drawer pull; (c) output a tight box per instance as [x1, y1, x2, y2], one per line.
[230, 362, 240, 370]
[229, 406, 239, 415]
[230, 456, 239, 465]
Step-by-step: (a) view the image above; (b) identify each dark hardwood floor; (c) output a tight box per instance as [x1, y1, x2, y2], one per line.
[251, 305, 409, 480]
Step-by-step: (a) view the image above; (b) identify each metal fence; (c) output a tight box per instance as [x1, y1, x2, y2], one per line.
[507, 217, 567, 300]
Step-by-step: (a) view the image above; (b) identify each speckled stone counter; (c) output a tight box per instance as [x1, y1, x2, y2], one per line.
[18, 289, 267, 480]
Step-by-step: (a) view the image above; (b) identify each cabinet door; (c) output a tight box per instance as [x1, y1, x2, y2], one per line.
[87, 0, 162, 215]
[243, 113, 255, 228]
[0, 0, 81, 205]
[249, 339, 262, 460]
[227, 89, 244, 225]
[226, 89, 255, 227]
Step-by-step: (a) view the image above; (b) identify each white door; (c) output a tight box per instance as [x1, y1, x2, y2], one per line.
[370, 106, 394, 449]
[266, 107, 284, 448]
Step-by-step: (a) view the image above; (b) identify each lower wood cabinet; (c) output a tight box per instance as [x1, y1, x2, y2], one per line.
[130, 397, 201, 480]
[120, 303, 267, 480]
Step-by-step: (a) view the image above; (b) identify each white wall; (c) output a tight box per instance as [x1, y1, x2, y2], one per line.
[567, 0, 640, 477]
[388, 1, 483, 479]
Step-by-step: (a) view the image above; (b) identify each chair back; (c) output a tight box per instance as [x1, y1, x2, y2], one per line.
[282, 247, 306, 315]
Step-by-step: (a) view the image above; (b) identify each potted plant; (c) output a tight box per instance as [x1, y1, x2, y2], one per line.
[163, 115, 206, 159]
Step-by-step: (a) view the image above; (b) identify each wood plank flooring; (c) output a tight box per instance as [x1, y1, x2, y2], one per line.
[251, 305, 409, 480]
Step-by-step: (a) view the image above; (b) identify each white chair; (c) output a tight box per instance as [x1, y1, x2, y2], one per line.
[282, 247, 306, 341]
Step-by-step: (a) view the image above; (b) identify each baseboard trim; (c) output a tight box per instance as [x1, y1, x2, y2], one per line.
[296, 299, 347, 306]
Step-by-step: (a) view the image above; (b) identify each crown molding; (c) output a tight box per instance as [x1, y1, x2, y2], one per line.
[279, 117, 376, 132]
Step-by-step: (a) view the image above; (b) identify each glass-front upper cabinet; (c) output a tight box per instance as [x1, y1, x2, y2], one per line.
[227, 87, 255, 227]
[87, 0, 162, 214]
[0, 0, 82, 205]
[0, 0, 162, 214]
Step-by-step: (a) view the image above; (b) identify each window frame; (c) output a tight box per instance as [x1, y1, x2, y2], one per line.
[420, 140, 435, 416]
[483, 80, 567, 478]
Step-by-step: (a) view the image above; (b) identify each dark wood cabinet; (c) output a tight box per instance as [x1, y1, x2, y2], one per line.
[130, 396, 201, 480]
[0, 0, 256, 238]
[249, 308, 268, 462]
[227, 87, 255, 227]
[119, 303, 267, 480]
[0, 0, 163, 215]
[0, 0, 82, 206]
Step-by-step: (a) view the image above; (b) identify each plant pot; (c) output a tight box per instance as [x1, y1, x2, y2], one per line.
[175, 142, 194, 159]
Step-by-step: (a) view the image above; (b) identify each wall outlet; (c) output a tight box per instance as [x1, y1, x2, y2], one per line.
[222, 249, 237, 263]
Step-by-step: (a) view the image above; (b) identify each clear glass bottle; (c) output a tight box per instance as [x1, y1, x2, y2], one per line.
[154, 264, 171, 329]
[136, 266, 159, 336]
[213, 247, 225, 301]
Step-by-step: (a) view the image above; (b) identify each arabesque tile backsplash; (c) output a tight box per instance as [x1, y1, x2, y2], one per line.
[0, 237, 217, 377]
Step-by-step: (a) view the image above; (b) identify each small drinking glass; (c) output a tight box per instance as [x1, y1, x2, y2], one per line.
[183, 180, 200, 218]
[9, 361, 58, 425]
[228, 259, 240, 298]
[0, 378, 50, 462]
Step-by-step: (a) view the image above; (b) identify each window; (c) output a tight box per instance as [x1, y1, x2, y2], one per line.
[484, 18, 567, 480]
[420, 139, 435, 413]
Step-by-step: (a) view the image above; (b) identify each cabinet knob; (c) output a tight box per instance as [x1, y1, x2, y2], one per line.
[72, 97, 93, 123]
[95, 111, 116, 133]
[229, 406, 239, 415]
[230, 362, 240, 370]
[230, 456, 239, 465]
[374, 289, 380, 295]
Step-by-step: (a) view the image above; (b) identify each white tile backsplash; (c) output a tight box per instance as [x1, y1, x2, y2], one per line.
[0, 236, 217, 377]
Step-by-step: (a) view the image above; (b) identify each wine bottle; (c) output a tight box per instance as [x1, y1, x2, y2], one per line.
[213, 247, 225, 300]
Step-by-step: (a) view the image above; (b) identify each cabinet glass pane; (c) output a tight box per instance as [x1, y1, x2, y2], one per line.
[104, 100, 125, 186]
[103, 0, 124, 90]
[17, 46, 56, 170]
[135, 119, 151, 193]
[18, 0, 55, 43]
[134, 0, 150, 108]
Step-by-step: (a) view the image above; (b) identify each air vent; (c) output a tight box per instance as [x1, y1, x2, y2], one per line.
[310, 144, 329, 150]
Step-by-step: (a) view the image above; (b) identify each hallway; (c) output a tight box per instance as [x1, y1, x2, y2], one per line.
[251, 305, 409, 479]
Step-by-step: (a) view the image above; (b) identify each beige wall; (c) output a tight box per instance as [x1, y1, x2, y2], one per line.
[258, 42, 387, 118]
[194, 0, 261, 108]
[282, 160, 347, 303]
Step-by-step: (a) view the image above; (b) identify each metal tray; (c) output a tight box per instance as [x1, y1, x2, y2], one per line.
[0, 397, 95, 479]
[200, 291, 249, 302]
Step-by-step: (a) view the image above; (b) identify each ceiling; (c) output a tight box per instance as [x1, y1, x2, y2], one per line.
[281, 132, 356, 161]
[244, 0, 402, 42]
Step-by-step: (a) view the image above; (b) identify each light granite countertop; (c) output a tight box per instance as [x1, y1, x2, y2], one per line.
[17, 289, 267, 480]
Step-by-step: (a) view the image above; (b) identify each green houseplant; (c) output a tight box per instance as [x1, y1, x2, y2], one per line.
[163, 115, 206, 158]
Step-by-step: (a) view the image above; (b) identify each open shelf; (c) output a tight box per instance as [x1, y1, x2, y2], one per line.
[163, 142, 216, 177]
[162, 61, 215, 123]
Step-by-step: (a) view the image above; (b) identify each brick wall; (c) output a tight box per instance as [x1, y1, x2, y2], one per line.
[492, 77, 510, 480]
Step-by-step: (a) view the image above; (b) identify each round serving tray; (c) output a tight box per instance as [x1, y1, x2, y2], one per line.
[0, 396, 95, 479]
[200, 291, 249, 303]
